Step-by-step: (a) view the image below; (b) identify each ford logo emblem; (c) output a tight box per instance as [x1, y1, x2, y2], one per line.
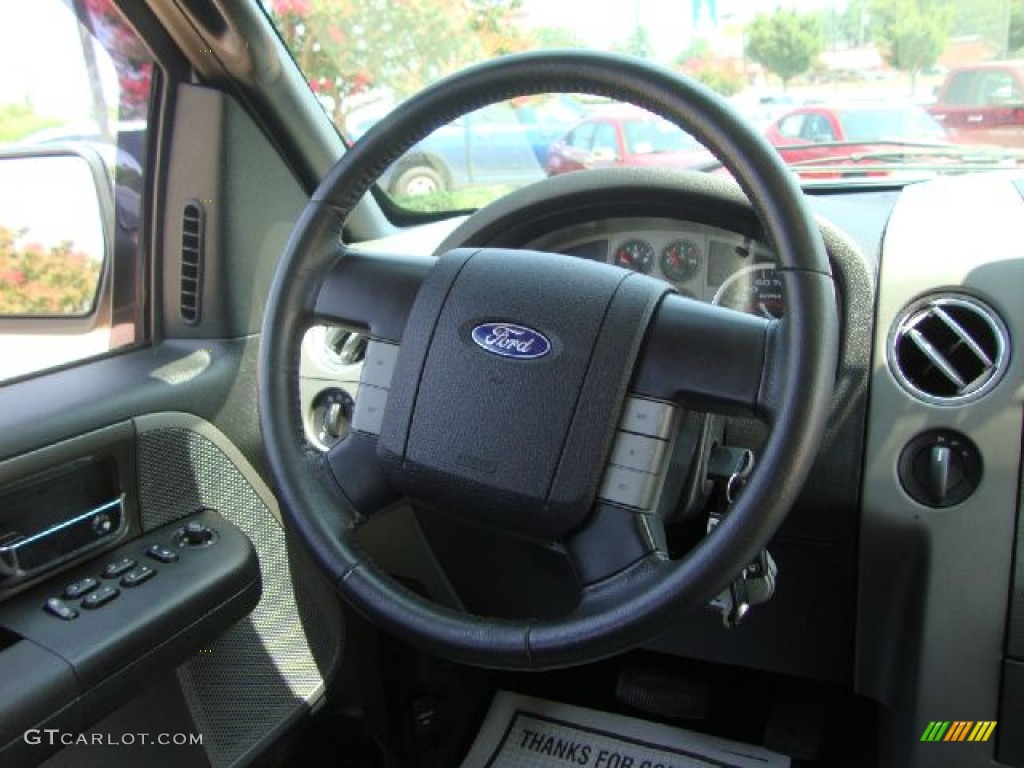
[471, 322, 551, 360]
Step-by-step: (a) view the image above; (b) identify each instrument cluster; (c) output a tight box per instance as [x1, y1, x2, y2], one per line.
[527, 217, 784, 319]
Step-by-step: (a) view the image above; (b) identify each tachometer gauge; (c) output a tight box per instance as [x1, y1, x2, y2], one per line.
[613, 239, 655, 273]
[660, 239, 702, 283]
[712, 264, 785, 319]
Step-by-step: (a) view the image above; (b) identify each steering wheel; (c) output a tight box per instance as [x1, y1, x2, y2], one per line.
[258, 51, 838, 670]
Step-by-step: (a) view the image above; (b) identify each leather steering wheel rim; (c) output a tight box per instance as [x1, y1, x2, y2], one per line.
[258, 51, 838, 670]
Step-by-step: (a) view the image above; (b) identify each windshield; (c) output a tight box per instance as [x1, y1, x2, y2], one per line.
[264, 0, 1024, 212]
[838, 107, 946, 142]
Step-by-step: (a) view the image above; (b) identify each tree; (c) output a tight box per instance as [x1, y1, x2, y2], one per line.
[614, 27, 653, 59]
[745, 10, 824, 91]
[871, 0, 951, 94]
[839, 0, 872, 47]
[269, 0, 526, 132]
[532, 26, 585, 49]
[949, 0, 1008, 54]
[0, 227, 101, 315]
[1011, 0, 1024, 54]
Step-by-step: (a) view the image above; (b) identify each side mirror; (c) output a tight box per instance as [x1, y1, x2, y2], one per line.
[0, 146, 113, 318]
[0, 146, 115, 380]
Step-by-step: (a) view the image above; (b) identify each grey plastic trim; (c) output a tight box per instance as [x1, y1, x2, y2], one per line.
[857, 174, 1024, 767]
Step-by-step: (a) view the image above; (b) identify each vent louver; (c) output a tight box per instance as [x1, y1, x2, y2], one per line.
[888, 294, 1009, 405]
[180, 201, 204, 325]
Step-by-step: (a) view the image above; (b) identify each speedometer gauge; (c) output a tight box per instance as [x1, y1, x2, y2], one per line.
[713, 264, 785, 319]
[613, 240, 655, 273]
[660, 239, 702, 283]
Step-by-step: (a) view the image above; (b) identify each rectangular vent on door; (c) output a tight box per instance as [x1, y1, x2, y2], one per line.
[180, 201, 205, 325]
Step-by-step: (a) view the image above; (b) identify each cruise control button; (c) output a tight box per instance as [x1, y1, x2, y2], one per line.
[63, 577, 99, 600]
[101, 557, 136, 578]
[619, 396, 675, 439]
[598, 465, 661, 510]
[608, 431, 668, 473]
[146, 544, 179, 563]
[360, 341, 400, 389]
[351, 384, 388, 435]
[120, 564, 155, 588]
[81, 585, 119, 609]
[44, 597, 78, 621]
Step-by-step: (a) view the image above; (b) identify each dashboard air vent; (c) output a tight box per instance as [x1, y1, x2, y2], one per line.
[180, 201, 205, 325]
[888, 294, 1009, 405]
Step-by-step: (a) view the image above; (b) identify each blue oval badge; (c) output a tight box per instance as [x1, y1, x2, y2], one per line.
[471, 322, 551, 360]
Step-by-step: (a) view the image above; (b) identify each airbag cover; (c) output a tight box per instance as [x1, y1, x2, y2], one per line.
[377, 248, 664, 536]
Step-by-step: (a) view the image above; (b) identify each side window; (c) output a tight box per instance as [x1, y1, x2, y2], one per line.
[802, 114, 836, 142]
[569, 123, 596, 149]
[778, 114, 806, 139]
[979, 71, 1024, 105]
[945, 71, 982, 105]
[592, 123, 618, 155]
[0, 1, 154, 383]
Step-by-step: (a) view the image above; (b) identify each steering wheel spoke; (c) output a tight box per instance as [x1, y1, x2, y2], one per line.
[566, 503, 665, 587]
[631, 292, 778, 419]
[325, 431, 401, 522]
[313, 248, 434, 341]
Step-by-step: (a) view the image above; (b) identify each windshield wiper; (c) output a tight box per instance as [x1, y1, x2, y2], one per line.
[779, 140, 1024, 169]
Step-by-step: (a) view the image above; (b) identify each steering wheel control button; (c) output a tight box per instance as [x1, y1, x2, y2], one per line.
[599, 465, 660, 510]
[619, 396, 675, 439]
[63, 577, 100, 600]
[360, 341, 400, 388]
[146, 544, 179, 563]
[120, 564, 156, 588]
[352, 384, 388, 435]
[898, 430, 982, 508]
[608, 432, 668, 474]
[81, 585, 120, 610]
[175, 520, 217, 548]
[101, 557, 136, 579]
[44, 597, 79, 621]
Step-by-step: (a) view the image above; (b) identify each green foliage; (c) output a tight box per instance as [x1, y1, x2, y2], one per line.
[533, 26, 585, 49]
[0, 227, 101, 315]
[689, 66, 745, 97]
[949, 0, 1008, 52]
[745, 10, 824, 89]
[614, 27, 653, 59]
[393, 185, 515, 213]
[673, 38, 713, 67]
[268, 0, 530, 132]
[838, 0, 871, 47]
[871, 0, 951, 88]
[1011, 0, 1024, 53]
[0, 103, 63, 144]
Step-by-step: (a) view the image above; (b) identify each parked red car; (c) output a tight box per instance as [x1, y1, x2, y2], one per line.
[929, 61, 1024, 147]
[764, 103, 952, 176]
[546, 106, 714, 176]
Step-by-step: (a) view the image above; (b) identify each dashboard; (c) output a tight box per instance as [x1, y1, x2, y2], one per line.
[525, 217, 785, 318]
[293, 169, 1024, 766]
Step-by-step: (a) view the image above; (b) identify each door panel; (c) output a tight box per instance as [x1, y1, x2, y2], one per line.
[0, 57, 348, 762]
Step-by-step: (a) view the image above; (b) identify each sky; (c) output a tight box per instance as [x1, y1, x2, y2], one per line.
[0, 1, 118, 121]
[520, 0, 846, 60]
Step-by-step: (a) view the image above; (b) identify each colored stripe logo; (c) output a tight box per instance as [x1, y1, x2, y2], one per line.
[921, 721, 996, 742]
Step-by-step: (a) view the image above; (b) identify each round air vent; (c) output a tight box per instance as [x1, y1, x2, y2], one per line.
[888, 294, 1009, 405]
